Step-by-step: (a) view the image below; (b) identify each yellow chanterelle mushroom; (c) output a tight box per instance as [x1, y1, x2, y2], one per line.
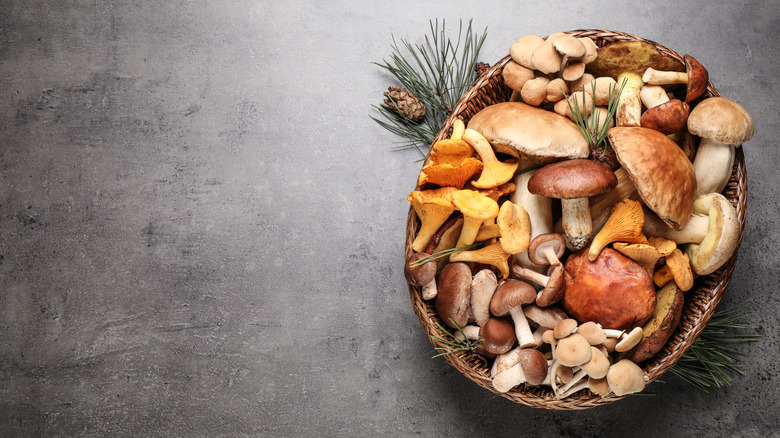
[451, 189, 499, 249]
[407, 187, 458, 253]
[461, 128, 519, 189]
[588, 198, 647, 261]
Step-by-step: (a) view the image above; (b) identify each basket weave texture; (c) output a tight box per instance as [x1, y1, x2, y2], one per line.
[404, 29, 747, 410]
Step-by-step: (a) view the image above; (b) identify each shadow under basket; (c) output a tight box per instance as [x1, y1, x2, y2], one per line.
[404, 29, 747, 410]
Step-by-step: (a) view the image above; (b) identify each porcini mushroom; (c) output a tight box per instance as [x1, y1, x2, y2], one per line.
[435, 262, 472, 329]
[640, 99, 690, 135]
[687, 97, 754, 195]
[451, 189, 500, 249]
[639, 84, 671, 109]
[615, 72, 643, 127]
[490, 279, 537, 348]
[404, 252, 438, 300]
[528, 159, 617, 250]
[642, 54, 709, 103]
[588, 198, 646, 261]
[642, 192, 740, 275]
[408, 187, 458, 252]
[461, 128, 519, 189]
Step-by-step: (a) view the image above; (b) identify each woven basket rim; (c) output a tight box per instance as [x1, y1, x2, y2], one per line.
[404, 29, 747, 410]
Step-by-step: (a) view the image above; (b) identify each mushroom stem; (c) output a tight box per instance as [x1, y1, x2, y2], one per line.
[640, 85, 671, 109]
[560, 197, 593, 251]
[558, 368, 588, 397]
[692, 138, 736, 195]
[642, 68, 688, 85]
[643, 212, 709, 244]
[510, 163, 552, 274]
[492, 362, 527, 393]
[558, 378, 591, 399]
[421, 279, 438, 300]
[512, 264, 550, 287]
[509, 306, 537, 348]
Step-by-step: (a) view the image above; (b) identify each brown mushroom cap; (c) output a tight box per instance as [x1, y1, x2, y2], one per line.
[608, 127, 696, 230]
[519, 348, 549, 386]
[435, 262, 473, 328]
[536, 265, 566, 307]
[553, 34, 586, 58]
[404, 252, 437, 287]
[490, 279, 536, 317]
[502, 60, 537, 93]
[563, 248, 656, 331]
[466, 102, 589, 162]
[528, 159, 617, 199]
[524, 304, 569, 329]
[587, 40, 685, 79]
[479, 318, 517, 355]
[577, 321, 607, 345]
[580, 346, 611, 379]
[683, 54, 709, 103]
[687, 97, 755, 146]
[528, 233, 567, 266]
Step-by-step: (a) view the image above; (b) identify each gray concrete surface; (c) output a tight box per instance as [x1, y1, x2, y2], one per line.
[1, 0, 778, 436]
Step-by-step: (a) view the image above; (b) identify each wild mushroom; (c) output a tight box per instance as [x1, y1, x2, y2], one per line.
[655, 248, 694, 291]
[563, 248, 656, 331]
[502, 60, 537, 101]
[451, 189, 499, 249]
[612, 242, 662, 277]
[608, 126, 696, 230]
[614, 326, 644, 352]
[479, 318, 517, 355]
[553, 318, 579, 340]
[435, 262, 472, 329]
[588, 198, 646, 261]
[490, 279, 537, 348]
[419, 158, 484, 190]
[492, 348, 549, 392]
[450, 242, 512, 279]
[589, 167, 641, 234]
[527, 233, 567, 267]
[641, 54, 709, 103]
[528, 159, 617, 251]
[510, 166, 553, 274]
[606, 359, 646, 396]
[576, 321, 607, 346]
[531, 39, 563, 75]
[555, 333, 592, 368]
[496, 201, 532, 255]
[470, 269, 498, 326]
[509, 34, 546, 70]
[615, 72, 644, 127]
[640, 99, 690, 135]
[639, 84, 671, 109]
[524, 304, 569, 330]
[642, 192, 740, 275]
[461, 128, 519, 189]
[408, 187, 458, 252]
[512, 262, 565, 307]
[404, 252, 438, 300]
[687, 97, 754, 195]
[521, 76, 551, 106]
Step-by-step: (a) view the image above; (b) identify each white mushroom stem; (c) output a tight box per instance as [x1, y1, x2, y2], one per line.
[643, 67, 688, 85]
[560, 197, 593, 251]
[616, 72, 644, 127]
[692, 137, 736, 195]
[421, 279, 438, 300]
[493, 362, 527, 393]
[510, 162, 552, 273]
[549, 360, 561, 396]
[603, 329, 626, 338]
[509, 307, 537, 348]
[470, 269, 498, 326]
[559, 378, 591, 399]
[454, 325, 481, 342]
[640, 84, 671, 109]
[558, 368, 588, 398]
[491, 346, 523, 378]
[532, 326, 549, 348]
[643, 212, 709, 244]
[512, 264, 549, 287]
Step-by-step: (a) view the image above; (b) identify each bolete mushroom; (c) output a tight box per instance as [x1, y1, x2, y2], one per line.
[687, 97, 754, 195]
[563, 248, 656, 331]
[640, 99, 690, 135]
[608, 127, 696, 230]
[528, 159, 617, 251]
[642, 192, 739, 275]
[492, 348, 549, 392]
[510, 166, 553, 274]
[642, 54, 709, 103]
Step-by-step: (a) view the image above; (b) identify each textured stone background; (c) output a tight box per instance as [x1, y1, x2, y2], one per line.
[1, 1, 778, 436]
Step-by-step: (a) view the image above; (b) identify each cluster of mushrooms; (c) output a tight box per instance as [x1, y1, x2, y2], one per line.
[405, 33, 755, 400]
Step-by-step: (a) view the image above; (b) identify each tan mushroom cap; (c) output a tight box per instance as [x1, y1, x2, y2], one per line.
[607, 359, 646, 396]
[577, 37, 599, 64]
[521, 76, 551, 106]
[554, 318, 579, 339]
[556, 333, 593, 367]
[580, 346, 611, 379]
[687, 97, 754, 146]
[608, 127, 696, 230]
[685, 192, 740, 275]
[615, 326, 644, 352]
[502, 60, 536, 93]
[509, 34, 546, 70]
[532, 39, 563, 74]
[577, 321, 607, 345]
[553, 34, 586, 58]
[490, 279, 536, 316]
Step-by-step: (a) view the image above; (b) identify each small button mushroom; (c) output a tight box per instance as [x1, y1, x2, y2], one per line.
[502, 60, 536, 95]
[479, 318, 517, 355]
[528, 159, 618, 251]
[614, 326, 645, 353]
[576, 321, 607, 346]
[527, 233, 567, 267]
[492, 348, 549, 392]
[553, 318, 579, 340]
[404, 252, 438, 300]
[555, 333, 593, 367]
[435, 262, 473, 329]
[687, 97, 754, 195]
[545, 78, 569, 103]
[642, 192, 740, 275]
[531, 39, 563, 75]
[509, 34, 546, 70]
[490, 279, 537, 348]
[642, 54, 709, 103]
[521, 76, 551, 107]
[607, 359, 647, 396]
[470, 269, 498, 326]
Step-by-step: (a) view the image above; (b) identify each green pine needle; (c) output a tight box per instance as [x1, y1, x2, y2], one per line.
[409, 242, 483, 267]
[372, 19, 487, 156]
[431, 320, 483, 358]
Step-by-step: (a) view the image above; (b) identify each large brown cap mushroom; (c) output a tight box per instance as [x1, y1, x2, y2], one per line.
[608, 127, 696, 230]
[587, 40, 685, 79]
[519, 348, 549, 386]
[490, 279, 536, 317]
[687, 97, 755, 146]
[435, 262, 472, 328]
[563, 248, 656, 331]
[479, 318, 517, 355]
[466, 102, 589, 162]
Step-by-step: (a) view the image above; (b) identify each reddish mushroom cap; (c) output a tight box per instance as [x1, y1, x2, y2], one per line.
[527, 159, 617, 199]
[683, 54, 709, 103]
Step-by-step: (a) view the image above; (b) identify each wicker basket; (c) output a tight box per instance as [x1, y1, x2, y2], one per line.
[404, 29, 747, 410]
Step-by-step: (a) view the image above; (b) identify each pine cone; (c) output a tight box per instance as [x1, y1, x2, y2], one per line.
[383, 86, 426, 122]
[475, 62, 491, 79]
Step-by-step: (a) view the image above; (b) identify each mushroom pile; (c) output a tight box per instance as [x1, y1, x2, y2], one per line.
[405, 33, 753, 400]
